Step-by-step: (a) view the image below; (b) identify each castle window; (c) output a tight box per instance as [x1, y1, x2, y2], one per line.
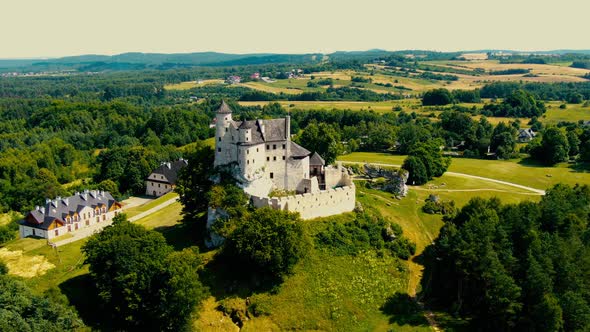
[225, 128, 228, 132]
[282, 156, 285, 160]
[256, 148, 259, 152]
[273, 156, 277, 161]
[253, 159, 255, 164]
[267, 145, 270, 149]
[247, 160, 250, 165]
[270, 172, 274, 179]
[267, 157, 270, 161]
[225, 117, 228, 120]
[283, 144, 286, 149]
[273, 144, 276, 150]
[247, 149, 249, 154]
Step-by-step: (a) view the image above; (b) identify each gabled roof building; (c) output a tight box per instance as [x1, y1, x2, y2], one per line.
[146, 159, 188, 197]
[19, 190, 122, 240]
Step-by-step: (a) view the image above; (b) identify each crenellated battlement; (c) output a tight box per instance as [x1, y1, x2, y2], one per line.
[251, 184, 356, 219]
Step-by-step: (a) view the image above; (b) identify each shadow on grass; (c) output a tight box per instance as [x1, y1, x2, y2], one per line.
[199, 253, 283, 301]
[59, 274, 115, 331]
[517, 157, 550, 168]
[154, 221, 203, 251]
[380, 292, 429, 326]
[569, 162, 590, 173]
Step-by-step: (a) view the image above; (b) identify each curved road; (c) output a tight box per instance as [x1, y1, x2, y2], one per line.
[341, 161, 546, 195]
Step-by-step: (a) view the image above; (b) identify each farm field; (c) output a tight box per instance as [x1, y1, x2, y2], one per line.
[542, 102, 590, 124]
[339, 152, 590, 190]
[164, 79, 224, 90]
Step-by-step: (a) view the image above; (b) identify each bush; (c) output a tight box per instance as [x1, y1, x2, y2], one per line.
[223, 208, 309, 278]
[316, 211, 416, 259]
[422, 88, 454, 106]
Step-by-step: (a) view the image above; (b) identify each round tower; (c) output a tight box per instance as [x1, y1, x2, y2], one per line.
[215, 100, 233, 166]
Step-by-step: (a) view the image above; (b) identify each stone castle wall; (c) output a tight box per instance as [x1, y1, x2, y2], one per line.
[251, 184, 356, 220]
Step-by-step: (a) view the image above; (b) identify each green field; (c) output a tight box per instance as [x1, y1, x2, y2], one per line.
[339, 152, 590, 190]
[124, 192, 178, 218]
[542, 102, 590, 124]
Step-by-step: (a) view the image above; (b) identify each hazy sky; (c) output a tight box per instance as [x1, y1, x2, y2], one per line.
[2, 0, 589, 58]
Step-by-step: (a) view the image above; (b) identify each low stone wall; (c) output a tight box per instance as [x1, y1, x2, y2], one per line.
[251, 184, 356, 220]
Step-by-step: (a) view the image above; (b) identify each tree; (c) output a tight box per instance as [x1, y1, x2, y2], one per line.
[0, 260, 7, 275]
[422, 88, 454, 106]
[295, 122, 344, 164]
[223, 207, 309, 278]
[0, 275, 82, 331]
[402, 156, 428, 185]
[490, 122, 517, 159]
[175, 142, 215, 223]
[402, 140, 451, 185]
[530, 127, 570, 165]
[83, 219, 206, 330]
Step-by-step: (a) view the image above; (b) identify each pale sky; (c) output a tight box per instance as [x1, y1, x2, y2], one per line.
[1, 0, 589, 58]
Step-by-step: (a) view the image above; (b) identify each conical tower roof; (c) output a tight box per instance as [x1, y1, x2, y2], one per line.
[217, 100, 232, 114]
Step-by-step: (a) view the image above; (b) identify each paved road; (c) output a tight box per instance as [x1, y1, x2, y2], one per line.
[342, 161, 546, 195]
[52, 196, 178, 247]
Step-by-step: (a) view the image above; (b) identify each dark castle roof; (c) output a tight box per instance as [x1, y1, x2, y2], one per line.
[309, 152, 325, 165]
[149, 159, 188, 184]
[22, 190, 118, 230]
[217, 100, 232, 114]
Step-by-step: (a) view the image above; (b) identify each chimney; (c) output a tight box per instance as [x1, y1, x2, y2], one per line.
[285, 115, 291, 140]
[35, 205, 39, 211]
[45, 198, 51, 204]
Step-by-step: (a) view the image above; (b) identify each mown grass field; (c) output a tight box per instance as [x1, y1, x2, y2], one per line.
[339, 152, 590, 191]
[164, 79, 224, 90]
[123, 192, 178, 218]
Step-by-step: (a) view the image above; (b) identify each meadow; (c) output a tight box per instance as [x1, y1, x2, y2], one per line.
[339, 152, 590, 190]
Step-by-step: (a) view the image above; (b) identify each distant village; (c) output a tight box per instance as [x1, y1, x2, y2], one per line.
[224, 68, 304, 85]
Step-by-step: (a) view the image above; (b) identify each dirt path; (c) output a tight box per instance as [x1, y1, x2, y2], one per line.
[342, 161, 546, 195]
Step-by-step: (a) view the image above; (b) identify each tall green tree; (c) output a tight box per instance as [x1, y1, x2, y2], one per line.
[83, 219, 206, 330]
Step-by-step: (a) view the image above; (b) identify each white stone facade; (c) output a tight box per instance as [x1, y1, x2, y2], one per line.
[211, 101, 356, 220]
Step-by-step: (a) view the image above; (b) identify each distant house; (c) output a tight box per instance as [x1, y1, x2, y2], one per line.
[225, 75, 241, 84]
[19, 190, 122, 239]
[250, 72, 260, 80]
[145, 159, 188, 197]
[518, 128, 537, 142]
[582, 120, 590, 127]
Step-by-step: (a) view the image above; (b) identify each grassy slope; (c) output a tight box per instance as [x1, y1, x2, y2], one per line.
[339, 152, 590, 190]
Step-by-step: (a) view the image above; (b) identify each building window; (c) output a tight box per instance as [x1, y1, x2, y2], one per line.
[270, 172, 274, 179]
[273, 144, 276, 150]
[267, 144, 270, 149]
[217, 148, 221, 152]
[282, 156, 286, 160]
[253, 159, 255, 164]
[55, 230, 58, 236]
[158, 183, 161, 188]
[256, 148, 259, 152]
[247, 149, 249, 154]
[273, 156, 277, 161]
[225, 128, 228, 132]
[225, 117, 227, 120]
[218, 137, 221, 141]
[283, 144, 286, 149]
[247, 160, 250, 165]
[267, 157, 270, 161]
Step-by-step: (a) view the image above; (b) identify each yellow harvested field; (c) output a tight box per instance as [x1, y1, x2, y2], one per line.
[239, 82, 302, 94]
[164, 79, 224, 90]
[0, 247, 55, 278]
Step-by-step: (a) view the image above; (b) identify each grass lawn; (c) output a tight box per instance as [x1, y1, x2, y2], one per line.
[339, 152, 590, 190]
[542, 102, 590, 124]
[134, 201, 183, 229]
[124, 192, 178, 218]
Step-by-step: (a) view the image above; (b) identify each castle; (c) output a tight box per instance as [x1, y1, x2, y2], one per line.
[213, 101, 355, 219]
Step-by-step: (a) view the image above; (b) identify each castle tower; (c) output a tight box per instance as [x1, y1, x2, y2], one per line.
[214, 100, 233, 166]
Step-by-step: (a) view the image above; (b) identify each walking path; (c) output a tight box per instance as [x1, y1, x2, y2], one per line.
[51, 196, 178, 247]
[342, 161, 546, 195]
